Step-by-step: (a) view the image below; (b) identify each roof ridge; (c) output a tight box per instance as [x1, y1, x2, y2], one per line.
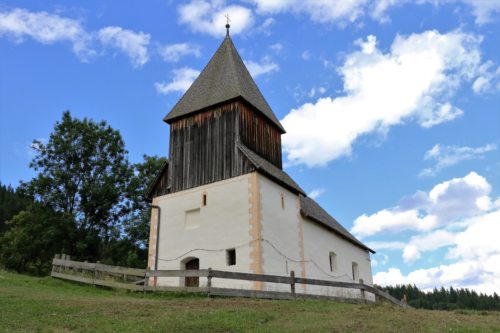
[163, 35, 285, 133]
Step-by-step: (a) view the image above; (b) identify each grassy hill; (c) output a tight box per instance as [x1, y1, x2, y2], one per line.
[0, 271, 499, 332]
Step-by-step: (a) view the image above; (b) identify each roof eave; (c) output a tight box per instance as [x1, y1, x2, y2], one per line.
[300, 210, 375, 254]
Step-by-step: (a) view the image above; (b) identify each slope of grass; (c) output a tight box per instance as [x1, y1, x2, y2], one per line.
[0, 270, 499, 332]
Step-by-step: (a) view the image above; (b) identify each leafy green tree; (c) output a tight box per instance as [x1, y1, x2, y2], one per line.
[125, 155, 167, 248]
[25, 111, 132, 243]
[0, 204, 75, 275]
[0, 183, 32, 233]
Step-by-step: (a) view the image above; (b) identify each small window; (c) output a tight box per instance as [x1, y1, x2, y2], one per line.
[352, 262, 359, 281]
[202, 192, 207, 206]
[281, 193, 285, 209]
[329, 252, 337, 272]
[226, 249, 236, 266]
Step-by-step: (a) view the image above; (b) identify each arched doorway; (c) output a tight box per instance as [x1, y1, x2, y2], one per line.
[184, 258, 199, 287]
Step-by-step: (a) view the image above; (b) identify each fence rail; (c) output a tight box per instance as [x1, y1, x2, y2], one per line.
[50, 255, 409, 308]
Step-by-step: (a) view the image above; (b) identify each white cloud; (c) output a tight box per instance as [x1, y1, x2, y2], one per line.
[244, 58, 279, 78]
[178, 1, 254, 37]
[460, 0, 500, 25]
[420, 143, 497, 177]
[403, 230, 457, 263]
[250, 0, 369, 24]
[308, 188, 325, 200]
[371, 0, 500, 25]
[158, 43, 201, 62]
[472, 61, 500, 94]
[0, 8, 94, 59]
[352, 172, 493, 238]
[97, 26, 150, 67]
[281, 31, 482, 167]
[365, 241, 406, 250]
[374, 210, 500, 294]
[155, 67, 200, 94]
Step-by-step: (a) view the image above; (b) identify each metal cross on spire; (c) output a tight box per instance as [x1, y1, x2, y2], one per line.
[225, 14, 231, 36]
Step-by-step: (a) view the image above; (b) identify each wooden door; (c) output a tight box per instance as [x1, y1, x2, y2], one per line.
[185, 258, 199, 287]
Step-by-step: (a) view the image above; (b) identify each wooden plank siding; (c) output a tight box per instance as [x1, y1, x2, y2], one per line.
[164, 99, 282, 194]
[239, 102, 282, 168]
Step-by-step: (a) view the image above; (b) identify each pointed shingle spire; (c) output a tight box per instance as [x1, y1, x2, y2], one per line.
[163, 33, 285, 133]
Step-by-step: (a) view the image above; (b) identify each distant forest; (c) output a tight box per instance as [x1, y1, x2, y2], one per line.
[379, 284, 500, 311]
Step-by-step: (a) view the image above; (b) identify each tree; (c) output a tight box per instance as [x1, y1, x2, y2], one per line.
[0, 204, 75, 275]
[25, 111, 132, 243]
[0, 183, 32, 233]
[125, 155, 167, 248]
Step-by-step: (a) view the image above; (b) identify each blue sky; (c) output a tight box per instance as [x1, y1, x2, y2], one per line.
[1, 0, 499, 294]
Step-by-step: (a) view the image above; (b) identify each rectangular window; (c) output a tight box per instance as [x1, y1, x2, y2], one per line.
[202, 193, 207, 206]
[226, 249, 236, 266]
[281, 193, 285, 209]
[329, 252, 337, 272]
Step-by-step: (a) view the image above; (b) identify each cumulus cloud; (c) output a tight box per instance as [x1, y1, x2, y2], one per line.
[250, 0, 369, 24]
[155, 67, 200, 94]
[0, 8, 152, 67]
[249, 0, 500, 26]
[97, 26, 150, 67]
[0, 8, 94, 59]
[420, 143, 497, 177]
[374, 209, 500, 294]
[158, 43, 201, 62]
[281, 31, 482, 167]
[178, 0, 254, 37]
[244, 57, 279, 78]
[352, 172, 493, 238]
[472, 61, 500, 94]
[403, 230, 457, 263]
[372, 0, 500, 25]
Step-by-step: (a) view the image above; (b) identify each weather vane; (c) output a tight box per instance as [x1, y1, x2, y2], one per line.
[225, 13, 231, 36]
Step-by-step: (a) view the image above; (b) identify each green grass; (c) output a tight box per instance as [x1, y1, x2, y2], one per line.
[1, 271, 499, 332]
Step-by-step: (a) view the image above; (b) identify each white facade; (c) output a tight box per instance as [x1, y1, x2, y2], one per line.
[148, 171, 373, 299]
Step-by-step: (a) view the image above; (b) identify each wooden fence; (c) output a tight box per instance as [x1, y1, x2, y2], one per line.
[51, 255, 410, 308]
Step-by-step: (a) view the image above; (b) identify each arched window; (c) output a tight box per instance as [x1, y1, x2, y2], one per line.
[352, 262, 359, 281]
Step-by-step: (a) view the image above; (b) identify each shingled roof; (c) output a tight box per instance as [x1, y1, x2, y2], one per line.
[163, 35, 285, 133]
[238, 143, 305, 195]
[299, 196, 375, 253]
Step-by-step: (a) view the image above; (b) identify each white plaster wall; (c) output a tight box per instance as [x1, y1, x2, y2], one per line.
[150, 171, 374, 301]
[257, 173, 374, 300]
[258, 174, 302, 292]
[301, 216, 374, 301]
[154, 174, 253, 289]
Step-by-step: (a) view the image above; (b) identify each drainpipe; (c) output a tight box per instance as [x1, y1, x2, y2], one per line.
[150, 205, 161, 285]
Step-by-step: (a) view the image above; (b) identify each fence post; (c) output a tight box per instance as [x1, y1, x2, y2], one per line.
[290, 270, 296, 298]
[359, 279, 366, 304]
[93, 261, 100, 287]
[207, 267, 212, 298]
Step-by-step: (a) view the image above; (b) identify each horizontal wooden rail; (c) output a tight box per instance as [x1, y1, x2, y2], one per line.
[145, 269, 209, 278]
[50, 255, 410, 308]
[209, 270, 292, 284]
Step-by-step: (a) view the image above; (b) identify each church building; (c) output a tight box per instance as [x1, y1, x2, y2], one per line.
[147, 25, 374, 298]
